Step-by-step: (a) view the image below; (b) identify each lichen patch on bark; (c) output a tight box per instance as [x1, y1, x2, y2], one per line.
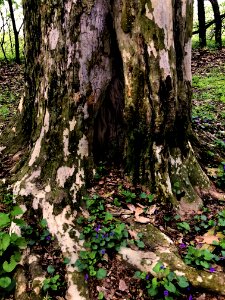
[56, 166, 75, 187]
[29, 110, 50, 166]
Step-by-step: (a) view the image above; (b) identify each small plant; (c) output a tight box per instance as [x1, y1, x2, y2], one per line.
[118, 186, 136, 203]
[134, 262, 190, 299]
[0, 206, 27, 293]
[216, 163, 225, 188]
[177, 222, 190, 233]
[184, 246, 219, 269]
[42, 275, 61, 292]
[140, 192, 155, 203]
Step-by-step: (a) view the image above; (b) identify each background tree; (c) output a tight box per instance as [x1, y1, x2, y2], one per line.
[197, 0, 207, 47]
[7, 0, 20, 63]
[208, 0, 222, 48]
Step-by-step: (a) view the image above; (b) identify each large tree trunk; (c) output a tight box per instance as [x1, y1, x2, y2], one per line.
[208, 0, 222, 49]
[197, 0, 207, 48]
[1, 0, 213, 299]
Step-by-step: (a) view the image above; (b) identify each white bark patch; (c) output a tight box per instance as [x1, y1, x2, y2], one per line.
[49, 27, 59, 50]
[0, 146, 6, 152]
[197, 276, 203, 283]
[182, 0, 186, 17]
[119, 247, 160, 273]
[77, 0, 111, 96]
[145, 3, 153, 20]
[166, 175, 173, 194]
[148, 42, 157, 58]
[78, 135, 88, 158]
[70, 168, 85, 202]
[151, 0, 173, 49]
[69, 117, 76, 131]
[28, 255, 38, 264]
[29, 109, 50, 166]
[159, 49, 171, 77]
[18, 96, 24, 113]
[63, 128, 70, 160]
[175, 271, 185, 276]
[153, 144, 163, 164]
[184, 39, 192, 81]
[45, 184, 51, 193]
[56, 166, 75, 187]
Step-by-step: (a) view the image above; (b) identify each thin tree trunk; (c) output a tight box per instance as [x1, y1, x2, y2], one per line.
[208, 0, 222, 49]
[198, 0, 207, 47]
[7, 0, 20, 63]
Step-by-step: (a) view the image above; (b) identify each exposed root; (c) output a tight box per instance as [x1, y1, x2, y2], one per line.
[196, 185, 225, 201]
[119, 223, 225, 296]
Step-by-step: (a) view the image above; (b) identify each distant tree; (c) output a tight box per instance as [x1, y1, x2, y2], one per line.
[7, 0, 20, 63]
[208, 0, 222, 49]
[198, 0, 207, 47]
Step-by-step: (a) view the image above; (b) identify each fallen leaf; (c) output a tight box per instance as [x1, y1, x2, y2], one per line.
[196, 228, 224, 245]
[128, 229, 138, 239]
[119, 279, 128, 291]
[146, 204, 157, 215]
[134, 216, 150, 223]
[135, 207, 144, 218]
[127, 204, 136, 212]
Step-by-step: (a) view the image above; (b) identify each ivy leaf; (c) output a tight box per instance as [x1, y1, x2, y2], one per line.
[96, 268, 107, 279]
[1, 233, 10, 251]
[164, 281, 176, 293]
[0, 277, 11, 288]
[0, 213, 10, 228]
[177, 276, 189, 288]
[10, 206, 23, 217]
[3, 256, 17, 272]
[104, 212, 113, 222]
[136, 240, 145, 249]
[47, 265, 55, 274]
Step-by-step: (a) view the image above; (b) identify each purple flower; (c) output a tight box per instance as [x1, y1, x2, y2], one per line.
[223, 165, 225, 171]
[179, 243, 186, 249]
[46, 235, 51, 241]
[100, 249, 106, 255]
[110, 232, 114, 236]
[209, 267, 215, 273]
[189, 295, 193, 300]
[95, 224, 101, 232]
[96, 234, 99, 238]
[160, 265, 166, 270]
[84, 274, 88, 281]
[145, 274, 150, 280]
[164, 290, 169, 297]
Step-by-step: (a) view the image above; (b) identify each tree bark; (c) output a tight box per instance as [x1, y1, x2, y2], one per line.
[197, 0, 207, 48]
[7, 0, 20, 63]
[208, 0, 222, 49]
[0, 0, 213, 299]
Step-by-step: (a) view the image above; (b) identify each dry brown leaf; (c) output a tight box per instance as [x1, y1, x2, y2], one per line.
[146, 204, 157, 215]
[128, 229, 138, 239]
[196, 228, 224, 245]
[134, 216, 150, 223]
[119, 279, 128, 291]
[135, 207, 144, 217]
[127, 203, 136, 212]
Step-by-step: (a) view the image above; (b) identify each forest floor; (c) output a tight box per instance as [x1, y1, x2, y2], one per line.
[0, 49, 225, 300]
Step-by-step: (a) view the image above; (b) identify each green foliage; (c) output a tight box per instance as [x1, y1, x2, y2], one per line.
[0, 206, 26, 294]
[118, 186, 136, 203]
[184, 246, 219, 269]
[42, 275, 61, 292]
[176, 222, 190, 233]
[75, 194, 144, 280]
[134, 262, 189, 299]
[216, 162, 225, 188]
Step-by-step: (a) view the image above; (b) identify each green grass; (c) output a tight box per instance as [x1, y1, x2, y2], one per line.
[192, 35, 225, 50]
[192, 68, 225, 121]
[0, 33, 24, 62]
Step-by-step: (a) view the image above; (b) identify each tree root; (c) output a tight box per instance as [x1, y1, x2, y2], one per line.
[119, 223, 225, 295]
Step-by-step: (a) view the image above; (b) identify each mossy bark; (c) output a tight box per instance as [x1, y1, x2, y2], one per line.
[1, 0, 212, 299]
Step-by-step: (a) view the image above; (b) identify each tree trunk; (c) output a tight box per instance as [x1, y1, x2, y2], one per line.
[197, 0, 207, 48]
[7, 0, 20, 63]
[208, 0, 222, 49]
[3, 0, 212, 299]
